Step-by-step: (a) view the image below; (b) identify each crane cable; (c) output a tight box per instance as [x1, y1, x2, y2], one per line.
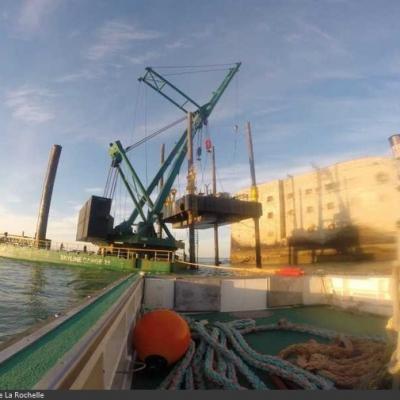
[109, 169, 118, 199]
[103, 166, 113, 198]
[144, 85, 148, 186]
[150, 63, 237, 69]
[232, 73, 240, 164]
[125, 116, 186, 153]
[162, 68, 232, 77]
[130, 80, 143, 149]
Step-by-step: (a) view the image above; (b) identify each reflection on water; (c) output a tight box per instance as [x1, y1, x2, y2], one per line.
[0, 258, 127, 345]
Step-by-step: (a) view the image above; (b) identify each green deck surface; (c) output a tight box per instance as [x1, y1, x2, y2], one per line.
[0, 274, 138, 390]
[132, 305, 389, 389]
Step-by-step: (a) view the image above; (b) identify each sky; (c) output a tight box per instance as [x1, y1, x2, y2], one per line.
[1, 0, 400, 257]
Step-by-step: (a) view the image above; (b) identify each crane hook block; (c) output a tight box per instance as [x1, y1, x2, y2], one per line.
[196, 146, 202, 161]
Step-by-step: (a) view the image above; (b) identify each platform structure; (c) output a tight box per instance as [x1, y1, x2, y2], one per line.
[162, 194, 262, 229]
[287, 226, 360, 264]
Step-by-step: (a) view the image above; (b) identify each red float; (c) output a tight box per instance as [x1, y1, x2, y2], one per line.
[275, 266, 305, 277]
[133, 309, 191, 367]
[205, 138, 212, 152]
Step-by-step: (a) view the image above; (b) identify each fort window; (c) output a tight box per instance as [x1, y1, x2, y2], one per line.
[327, 202, 335, 210]
[287, 209, 294, 216]
[376, 172, 389, 183]
[305, 188, 313, 195]
[267, 212, 274, 219]
[306, 206, 314, 213]
[266, 195, 274, 202]
[325, 182, 339, 191]
[350, 197, 359, 206]
[287, 193, 293, 199]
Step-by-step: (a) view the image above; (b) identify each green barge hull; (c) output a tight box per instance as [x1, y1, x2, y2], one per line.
[0, 243, 173, 273]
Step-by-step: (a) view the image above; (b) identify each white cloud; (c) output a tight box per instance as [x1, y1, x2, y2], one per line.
[0, 203, 36, 237]
[166, 39, 190, 50]
[3, 194, 22, 204]
[286, 18, 346, 56]
[84, 187, 103, 194]
[73, 204, 83, 212]
[252, 105, 288, 117]
[191, 26, 213, 40]
[55, 68, 105, 83]
[17, 0, 58, 34]
[5, 86, 55, 123]
[126, 51, 159, 65]
[87, 20, 161, 61]
[46, 214, 79, 242]
[0, 203, 85, 247]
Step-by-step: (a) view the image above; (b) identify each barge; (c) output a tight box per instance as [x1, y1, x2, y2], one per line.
[0, 234, 176, 273]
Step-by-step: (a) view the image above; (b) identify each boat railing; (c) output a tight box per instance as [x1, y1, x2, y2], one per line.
[100, 246, 175, 262]
[232, 193, 249, 201]
[0, 234, 51, 248]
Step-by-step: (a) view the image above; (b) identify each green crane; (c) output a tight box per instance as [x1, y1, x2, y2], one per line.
[106, 63, 241, 250]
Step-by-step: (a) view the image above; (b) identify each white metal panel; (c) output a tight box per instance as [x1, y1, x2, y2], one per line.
[174, 278, 221, 312]
[144, 278, 175, 309]
[267, 276, 304, 307]
[326, 275, 393, 316]
[220, 278, 268, 312]
[327, 275, 392, 301]
[302, 276, 329, 305]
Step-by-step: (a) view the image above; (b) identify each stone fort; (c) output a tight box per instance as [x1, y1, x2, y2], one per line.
[231, 156, 400, 264]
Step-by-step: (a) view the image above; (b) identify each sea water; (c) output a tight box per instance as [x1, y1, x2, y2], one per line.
[0, 258, 127, 345]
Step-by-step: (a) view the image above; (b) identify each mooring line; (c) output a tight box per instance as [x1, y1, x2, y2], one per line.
[177, 260, 278, 275]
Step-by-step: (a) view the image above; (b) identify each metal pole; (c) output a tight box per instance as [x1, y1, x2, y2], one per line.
[158, 143, 165, 238]
[311, 163, 323, 232]
[288, 175, 297, 230]
[187, 112, 196, 266]
[392, 218, 400, 389]
[245, 121, 262, 268]
[212, 146, 220, 266]
[299, 189, 304, 230]
[388, 134, 400, 388]
[35, 144, 62, 248]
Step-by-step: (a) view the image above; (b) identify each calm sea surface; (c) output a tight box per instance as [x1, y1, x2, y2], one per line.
[0, 258, 128, 345]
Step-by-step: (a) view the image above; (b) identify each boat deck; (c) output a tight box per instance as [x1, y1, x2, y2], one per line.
[131, 305, 389, 389]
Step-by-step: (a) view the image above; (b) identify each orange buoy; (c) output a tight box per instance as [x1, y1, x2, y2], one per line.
[133, 309, 191, 370]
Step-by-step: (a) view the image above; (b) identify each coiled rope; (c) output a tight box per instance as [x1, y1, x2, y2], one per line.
[157, 317, 384, 390]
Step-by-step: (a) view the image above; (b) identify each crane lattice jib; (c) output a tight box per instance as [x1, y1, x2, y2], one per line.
[109, 62, 241, 241]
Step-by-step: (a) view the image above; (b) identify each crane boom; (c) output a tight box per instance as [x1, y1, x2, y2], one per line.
[106, 63, 241, 249]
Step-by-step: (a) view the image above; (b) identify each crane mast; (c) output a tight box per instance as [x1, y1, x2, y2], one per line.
[82, 63, 241, 251]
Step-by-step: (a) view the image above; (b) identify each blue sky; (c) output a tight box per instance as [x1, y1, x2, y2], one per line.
[1, 0, 400, 257]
